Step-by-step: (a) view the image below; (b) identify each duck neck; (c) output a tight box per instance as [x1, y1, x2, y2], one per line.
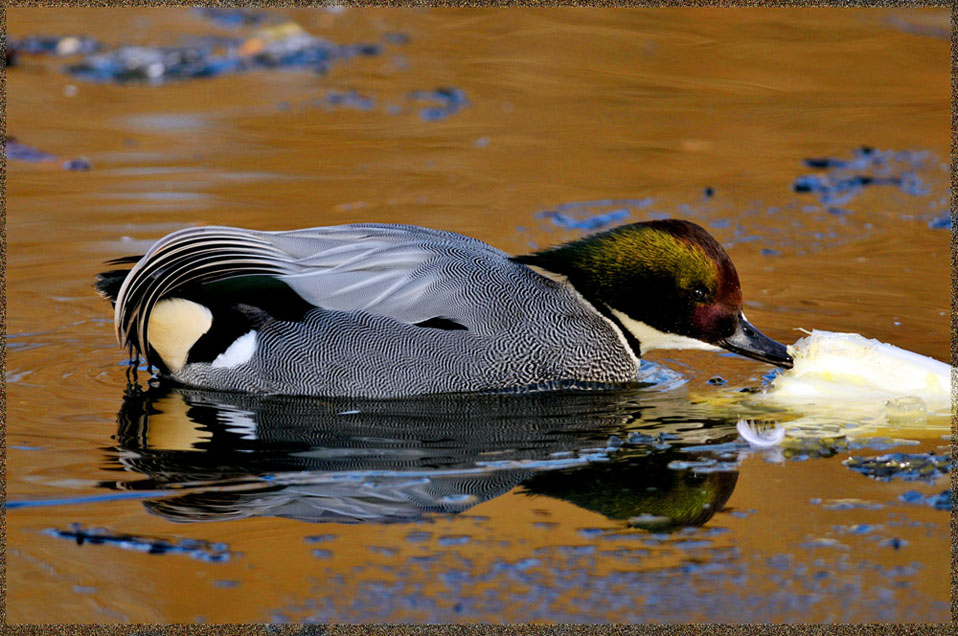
[588, 298, 645, 362]
[519, 261, 643, 364]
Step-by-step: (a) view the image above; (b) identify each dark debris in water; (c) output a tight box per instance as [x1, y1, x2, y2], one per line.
[792, 174, 908, 204]
[846, 437, 920, 452]
[626, 431, 656, 445]
[613, 144, 947, 255]
[928, 213, 951, 230]
[900, 489, 950, 510]
[65, 23, 381, 84]
[273, 528, 940, 622]
[7, 34, 101, 57]
[534, 198, 654, 231]
[803, 145, 872, 170]
[324, 90, 376, 111]
[6, 136, 57, 162]
[193, 7, 271, 28]
[43, 523, 235, 563]
[811, 498, 884, 510]
[802, 146, 877, 170]
[6, 136, 92, 170]
[625, 430, 679, 451]
[61, 157, 93, 171]
[781, 435, 848, 462]
[792, 146, 930, 207]
[382, 32, 411, 45]
[540, 208, 630, 231]
[843, 453, 950, 484]
[408, 86, 468, 122]
[885, 14, 950, 40]
[68, 45, 247, 83]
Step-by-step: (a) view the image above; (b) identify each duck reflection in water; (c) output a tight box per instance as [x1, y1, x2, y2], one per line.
[101, 381, 740, 531]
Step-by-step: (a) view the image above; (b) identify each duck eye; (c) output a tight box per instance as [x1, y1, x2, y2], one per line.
[691, 286, 709, 302]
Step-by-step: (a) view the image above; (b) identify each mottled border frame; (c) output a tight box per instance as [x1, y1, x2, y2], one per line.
[0, 1, 952, 634]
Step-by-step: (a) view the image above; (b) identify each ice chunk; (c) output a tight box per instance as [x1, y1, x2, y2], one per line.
[764, 330, 951, 414]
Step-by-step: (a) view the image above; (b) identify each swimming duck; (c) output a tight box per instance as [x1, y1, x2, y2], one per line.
[96, 219, 792, 397]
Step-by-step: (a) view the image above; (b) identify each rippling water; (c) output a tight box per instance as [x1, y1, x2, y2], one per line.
[6, 7, 950, 623]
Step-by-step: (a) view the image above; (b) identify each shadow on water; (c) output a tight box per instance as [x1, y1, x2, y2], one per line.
[99, 381, 740, 530]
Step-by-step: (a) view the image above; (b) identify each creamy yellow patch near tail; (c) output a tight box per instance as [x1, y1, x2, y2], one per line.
[148, 298, 213, 372]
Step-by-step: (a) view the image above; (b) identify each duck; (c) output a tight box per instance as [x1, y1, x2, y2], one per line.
[95, 219, 792, 398]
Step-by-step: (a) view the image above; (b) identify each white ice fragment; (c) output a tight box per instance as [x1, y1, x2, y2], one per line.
[764, 330, 952, 413]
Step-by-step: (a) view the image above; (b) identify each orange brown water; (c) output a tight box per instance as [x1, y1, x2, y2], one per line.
[6, 7, 950, 623]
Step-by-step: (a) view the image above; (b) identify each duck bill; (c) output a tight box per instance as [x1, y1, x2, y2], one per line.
[719, 314, 793, 369]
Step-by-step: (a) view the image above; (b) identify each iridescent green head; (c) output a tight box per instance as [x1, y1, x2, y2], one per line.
[515, 219, 792, 367]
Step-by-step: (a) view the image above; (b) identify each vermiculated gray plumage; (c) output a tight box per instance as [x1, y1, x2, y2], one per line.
[111, 224, 640, 398]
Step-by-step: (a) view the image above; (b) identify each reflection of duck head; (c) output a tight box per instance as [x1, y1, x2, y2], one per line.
[104, 381, 740, 529]
[521, 446, 738, 532]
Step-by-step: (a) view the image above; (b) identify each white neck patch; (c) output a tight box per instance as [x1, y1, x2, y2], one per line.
[607, 307, 722, 353]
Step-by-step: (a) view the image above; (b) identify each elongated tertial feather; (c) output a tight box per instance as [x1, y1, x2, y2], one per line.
[112, 223, 513, 364]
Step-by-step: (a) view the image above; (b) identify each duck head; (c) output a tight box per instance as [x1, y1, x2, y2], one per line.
[515, 219, 793, 368]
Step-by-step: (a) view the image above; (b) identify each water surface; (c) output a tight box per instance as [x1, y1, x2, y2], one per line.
[6, 7, 950, 623]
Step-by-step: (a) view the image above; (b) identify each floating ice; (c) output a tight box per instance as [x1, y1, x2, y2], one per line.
[762, 330, 951, 415]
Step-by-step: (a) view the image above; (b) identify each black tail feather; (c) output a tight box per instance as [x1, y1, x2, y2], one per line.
[105, 255, 143, 266]
[95, 267, 134, 305]
[95, 255, 142, 304]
